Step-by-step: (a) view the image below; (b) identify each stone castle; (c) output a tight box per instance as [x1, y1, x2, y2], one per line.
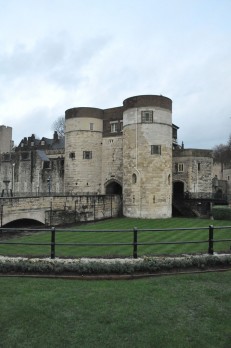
[0, 94, 230, 219]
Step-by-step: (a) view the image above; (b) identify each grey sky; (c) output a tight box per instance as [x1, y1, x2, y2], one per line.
[0, 0, 230, 148]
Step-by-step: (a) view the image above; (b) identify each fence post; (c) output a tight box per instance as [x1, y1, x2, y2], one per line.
[0, 204, 3, 227]
[50, 200, 53, 226]
[51, 226, 56, 259]
[133, 227, 138, 259]
[111, 195, 113, 218]
[208, 225, 214, 255]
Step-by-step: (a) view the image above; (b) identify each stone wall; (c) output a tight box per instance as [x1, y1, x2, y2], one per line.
[101, 136, 123, 193]
[65, 114, 103, 194]
[0, 126, 12, 154]
[103, 107, 123, 137]
[173, 149, 213, 193]
[223, 168, 231, 195]
[0, 150, 64, 196]
[123, 97, 172, 218]
[0, 195, 122, 226]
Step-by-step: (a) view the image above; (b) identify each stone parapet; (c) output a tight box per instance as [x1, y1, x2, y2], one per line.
[0, 195, 122, 226]
[123, 95, 172, 112]
[65, 107, 104, 120]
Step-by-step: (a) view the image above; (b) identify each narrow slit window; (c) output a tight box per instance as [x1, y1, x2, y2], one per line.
[178, 163, 184, 172]
[132, 173, 137, 184]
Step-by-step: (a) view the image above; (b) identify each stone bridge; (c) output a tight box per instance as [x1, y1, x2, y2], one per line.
[0, 195, 122, 227]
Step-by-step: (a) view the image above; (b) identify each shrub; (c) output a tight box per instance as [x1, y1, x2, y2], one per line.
[211, 205, 231, 220]
[0, 255, 230, 275]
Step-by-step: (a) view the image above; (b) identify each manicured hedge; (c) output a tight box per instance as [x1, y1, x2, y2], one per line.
[0, 255, 230, 275]
[211, 205, 231, 220]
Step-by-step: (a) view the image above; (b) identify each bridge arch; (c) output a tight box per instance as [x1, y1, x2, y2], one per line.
[3, 218, 45, 228]
[2, 211, 45, 227]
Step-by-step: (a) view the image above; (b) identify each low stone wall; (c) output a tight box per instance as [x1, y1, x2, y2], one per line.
[45, 195, 123, 226]
[0, 195, 122, 226]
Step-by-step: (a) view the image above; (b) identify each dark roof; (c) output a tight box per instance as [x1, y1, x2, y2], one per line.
[16, 133, 65, 151]
[51, 137, 65, 149]
[36, 150, 50, 161]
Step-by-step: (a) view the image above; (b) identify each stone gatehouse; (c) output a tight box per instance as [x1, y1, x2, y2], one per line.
[0, 94, 230, 219]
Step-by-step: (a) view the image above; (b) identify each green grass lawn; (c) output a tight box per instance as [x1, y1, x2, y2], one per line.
[0, 217, 231, 258]
[0, 272, 230, 348]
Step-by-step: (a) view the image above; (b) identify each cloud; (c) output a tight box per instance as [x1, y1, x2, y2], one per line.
[0, 34, 112, 144]
[0, 0, 231, 149]
[0, 34, 111, 85]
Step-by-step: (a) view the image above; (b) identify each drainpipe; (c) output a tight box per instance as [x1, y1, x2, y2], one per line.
[135, 108, 142, 217]
[12, 163, 15, 196]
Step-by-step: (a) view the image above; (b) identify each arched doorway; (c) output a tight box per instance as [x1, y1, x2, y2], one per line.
[173, 181, 184, 200]
[215, 189, 223, 199]
[105, 181, 122, 194]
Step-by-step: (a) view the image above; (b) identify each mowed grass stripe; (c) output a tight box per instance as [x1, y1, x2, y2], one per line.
[0, 272, 231, 348]
[0, 217, 230, 257]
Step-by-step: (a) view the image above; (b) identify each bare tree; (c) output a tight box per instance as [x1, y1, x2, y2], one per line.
[228, 134, 231, 149]
[52, 116, 65, 138]
[213, 134, 231, 165]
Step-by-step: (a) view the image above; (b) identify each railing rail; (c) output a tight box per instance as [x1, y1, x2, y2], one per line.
[184, 191, 230, 201]
[0, 225, 231, 259]
[0, 191, 229, 201]
[0, 192, 109, 198]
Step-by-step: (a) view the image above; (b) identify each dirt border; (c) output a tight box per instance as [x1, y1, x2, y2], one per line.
[0, 267, 230, 280]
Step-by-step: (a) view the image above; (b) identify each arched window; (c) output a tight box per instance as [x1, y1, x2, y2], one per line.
[132, 173, 137, 184]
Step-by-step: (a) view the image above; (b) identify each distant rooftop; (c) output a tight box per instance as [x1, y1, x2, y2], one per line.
[16, 132, 64, 151]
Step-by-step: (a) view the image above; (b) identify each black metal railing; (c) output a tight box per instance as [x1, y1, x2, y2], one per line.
[0, 225, 230, 259]
[0, 192, 100, 198]
[184, 192, 230, 202]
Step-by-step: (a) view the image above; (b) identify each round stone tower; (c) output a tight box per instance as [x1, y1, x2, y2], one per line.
[64, 107, 103, 194]
[122, 95, 172, 218]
